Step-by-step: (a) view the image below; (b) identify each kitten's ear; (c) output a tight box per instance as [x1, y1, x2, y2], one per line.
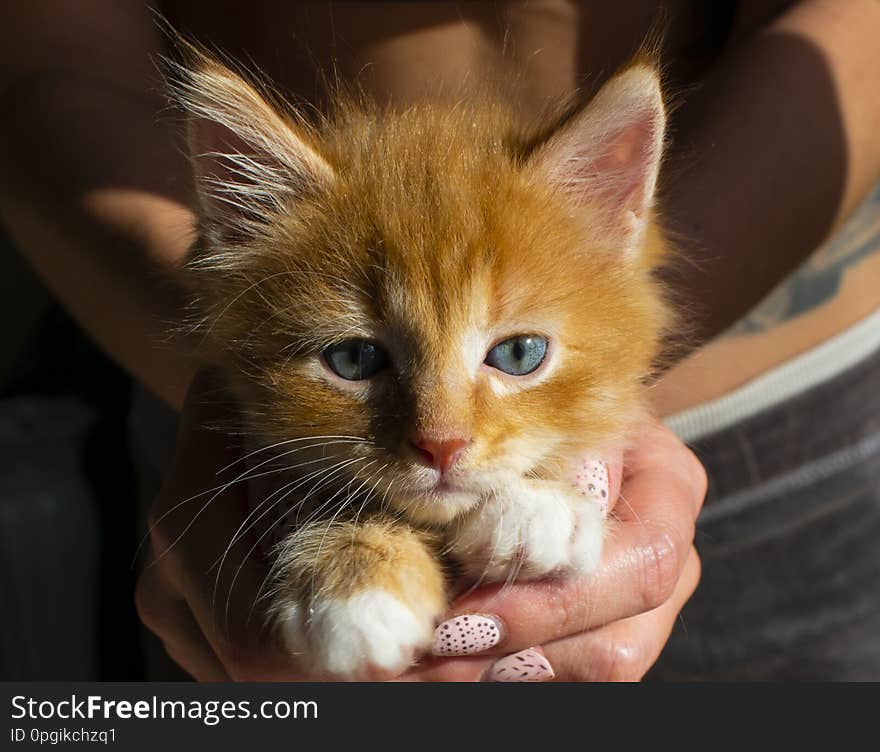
[168, 51, 334, 241]
[531, 65, 666, 254]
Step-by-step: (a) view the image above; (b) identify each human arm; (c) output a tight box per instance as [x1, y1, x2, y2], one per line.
[664, 0, 880, 343]
[0, 0, 196, 407]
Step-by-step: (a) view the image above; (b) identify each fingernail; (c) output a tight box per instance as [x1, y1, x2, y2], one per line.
[432, 614, 503, 656]
[573, 455, 610, 516]
[485, 647, 555, 682]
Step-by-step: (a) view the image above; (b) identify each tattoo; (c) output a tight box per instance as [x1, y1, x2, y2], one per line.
[730, 182, 880, 334]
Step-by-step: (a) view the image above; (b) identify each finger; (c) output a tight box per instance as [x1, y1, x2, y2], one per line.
[147, 372, 300, 680]
[172, 483, 300, 681]
[406, 547, 700, 682]
[573, 447, 623, 516]
[605, 451, 623, 514]
[135, 560, 229, 681]
[541, 546, 701, 681]
[395, 656, 491, 682]
[442, 423, 705, 654]
[158, 612, 231, 682]
[622, 418, 707, 518]
[160, 626, 230, 682]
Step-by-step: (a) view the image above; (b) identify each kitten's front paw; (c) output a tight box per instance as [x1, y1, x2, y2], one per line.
[449, 485, 605, 582]
[276, 589, 437, 680]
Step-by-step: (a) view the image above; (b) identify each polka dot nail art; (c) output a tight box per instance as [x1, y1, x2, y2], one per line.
[432, 614, 503, 656]
[486, 648, 555, 682]
[572, 455, 610, 516]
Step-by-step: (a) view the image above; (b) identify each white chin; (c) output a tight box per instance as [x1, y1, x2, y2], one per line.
[391, 488, 481, 526]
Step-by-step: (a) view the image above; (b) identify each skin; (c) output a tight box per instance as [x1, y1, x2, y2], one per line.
[3, 0, 880, 409]
[1, 0, 878, 679]
[137, 373, 705, 681]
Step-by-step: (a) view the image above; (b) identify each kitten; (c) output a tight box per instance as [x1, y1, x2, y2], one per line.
[170, 48, 670, 679]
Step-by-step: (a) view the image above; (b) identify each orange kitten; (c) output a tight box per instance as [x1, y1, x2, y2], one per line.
[170, 50, 670, 679]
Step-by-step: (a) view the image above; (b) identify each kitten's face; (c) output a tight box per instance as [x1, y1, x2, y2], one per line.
[178, 57, 669, 524]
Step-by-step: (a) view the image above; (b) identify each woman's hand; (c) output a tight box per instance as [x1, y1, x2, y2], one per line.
[136, 375, 706, 681]
[135, 372, 301, 681]
[405, 420, 705, 681]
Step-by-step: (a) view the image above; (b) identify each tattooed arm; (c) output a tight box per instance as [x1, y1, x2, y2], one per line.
[664, 0, 880, 344]
[730, 183, 880, 334]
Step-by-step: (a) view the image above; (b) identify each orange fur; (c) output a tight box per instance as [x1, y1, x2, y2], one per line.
[170, 48, 672, 676]
[269, 519, 446, 622]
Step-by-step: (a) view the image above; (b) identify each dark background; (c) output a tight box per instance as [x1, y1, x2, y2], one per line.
[0, 228, 146, 680]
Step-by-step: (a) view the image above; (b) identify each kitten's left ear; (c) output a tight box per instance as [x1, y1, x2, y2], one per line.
[531, 65, 666, 255]
[167, 49, 335, 242]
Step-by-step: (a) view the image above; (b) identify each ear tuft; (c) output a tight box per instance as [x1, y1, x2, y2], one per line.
[532, 65, 666, 254]
[166, 48, 334, 242]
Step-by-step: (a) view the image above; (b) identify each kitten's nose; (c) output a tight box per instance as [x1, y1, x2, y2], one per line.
[410, 436, 469, 474]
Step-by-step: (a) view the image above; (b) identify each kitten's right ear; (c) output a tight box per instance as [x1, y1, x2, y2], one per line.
[167, 49, 334, 242]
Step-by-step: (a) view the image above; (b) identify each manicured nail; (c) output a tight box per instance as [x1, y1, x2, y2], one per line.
[432, 614, 503, 656]
[485, 648, 555, 682]
[573, 455, 610, 515]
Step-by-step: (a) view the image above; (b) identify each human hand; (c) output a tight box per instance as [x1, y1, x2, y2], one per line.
[136, 375, 705, 681]
[135, 372, 301, 680]
[403, 417, 705, 681]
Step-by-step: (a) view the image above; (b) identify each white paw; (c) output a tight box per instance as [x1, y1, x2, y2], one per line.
[276, 589, 435, 679]
[449, 484, 605, 582]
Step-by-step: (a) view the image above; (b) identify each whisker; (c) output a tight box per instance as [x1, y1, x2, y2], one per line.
[217, 434, 372, 474]
[211, 454, 364, 570]
[223, 457, 375, 625]
[137, 438, 364, 565]
[308, 461, 381, 600]
[209, 453, 360, 604]
[224, 457, 373, 633]
[350, 463, 390, 545]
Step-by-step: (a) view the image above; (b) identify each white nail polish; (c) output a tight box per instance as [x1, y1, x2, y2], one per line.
[432, 614, 503, 656]
[486, 648, 555, 682]
[572, 456, 610, 515]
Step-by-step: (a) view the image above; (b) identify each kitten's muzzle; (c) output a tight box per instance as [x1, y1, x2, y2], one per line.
[409, 435, 470, 475]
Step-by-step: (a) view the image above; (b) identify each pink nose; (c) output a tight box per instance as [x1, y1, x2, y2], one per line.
[410, 436, 469, 474]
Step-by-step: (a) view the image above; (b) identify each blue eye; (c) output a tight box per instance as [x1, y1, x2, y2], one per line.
[484, 335, 548, 376]
[323, 339, 389, 380]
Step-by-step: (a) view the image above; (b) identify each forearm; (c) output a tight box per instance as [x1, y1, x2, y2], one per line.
[0, 73, 197, 409]
[664, 0, 880, 343]
[0, 191, 196, 409]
